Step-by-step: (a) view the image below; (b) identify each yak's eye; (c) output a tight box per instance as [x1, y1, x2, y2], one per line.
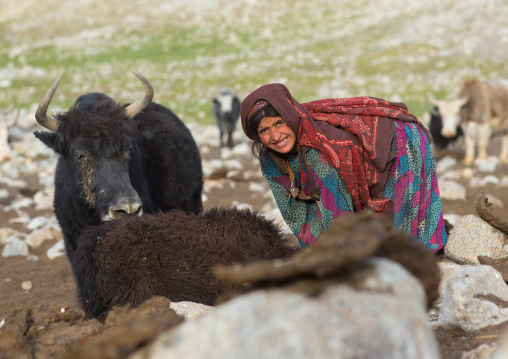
[77, 153, 88, 161]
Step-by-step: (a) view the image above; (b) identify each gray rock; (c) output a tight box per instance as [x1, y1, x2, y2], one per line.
[5, 196, 33, 211]
[132, 259, 439, 359]
[445, 215, 508, 264]
[438, 265, 508, 332]
[436, 155, 458, 172]
[46, 240, 65, 260]
[438, 180, 466, 201]
[0, 189, 9, 199]
[350, 258, 427, 308]
[25, 226, 62, 248]
[169, 302, 214, 320]
[443, 213, 462, 227]
[223, 159, 244, 171]
[26, 216, 48, 231]
[33, 187, 55, 211]
[435, 260, 464, 308]
[0, 228, 19, 245]
[475, 157, 498, 173]
[2, 235, 29, 257]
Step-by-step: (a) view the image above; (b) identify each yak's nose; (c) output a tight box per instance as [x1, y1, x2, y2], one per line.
[442, 129, 456, 138]
[107, 195, 143, 221]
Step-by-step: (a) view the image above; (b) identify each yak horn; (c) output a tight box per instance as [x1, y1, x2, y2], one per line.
[35, 78, 60, 132]
[124, 71, 154, 118]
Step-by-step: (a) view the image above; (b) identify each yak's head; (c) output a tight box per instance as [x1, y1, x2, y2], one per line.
[428, 97, 468, 138]
[34, 72, 153, 222]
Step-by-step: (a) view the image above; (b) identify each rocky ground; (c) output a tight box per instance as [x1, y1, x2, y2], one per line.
[0, 114, 508, 358]
[1, 0, 508, 357]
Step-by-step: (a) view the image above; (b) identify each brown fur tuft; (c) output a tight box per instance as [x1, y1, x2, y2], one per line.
[215, 211, 440, 309]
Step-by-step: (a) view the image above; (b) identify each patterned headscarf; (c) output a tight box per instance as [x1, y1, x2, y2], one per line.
[247, 99, 270, 120]
[241, 83, 430, 215]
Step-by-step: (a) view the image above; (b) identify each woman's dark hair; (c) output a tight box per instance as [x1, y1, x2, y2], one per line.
[246, 103, 281, 157]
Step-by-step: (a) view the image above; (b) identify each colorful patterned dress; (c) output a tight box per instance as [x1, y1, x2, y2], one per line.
[260, 119, 447, 252]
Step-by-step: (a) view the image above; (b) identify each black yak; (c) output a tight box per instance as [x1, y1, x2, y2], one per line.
[34, 72, 203, 262]
[71, 207, 299, 320]
[212, 88, 241, 148]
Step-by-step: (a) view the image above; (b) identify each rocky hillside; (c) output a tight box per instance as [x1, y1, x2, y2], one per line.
[1, 0, 507, 121]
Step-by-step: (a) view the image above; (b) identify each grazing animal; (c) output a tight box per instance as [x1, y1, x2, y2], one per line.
[34, 72, 203, 263]
[0, 97, 19, 162]
[71, 207, 299, 320]
[429, 78, 508, 165]
[426, 105, 463, 153]
[212, 89, 241, 148]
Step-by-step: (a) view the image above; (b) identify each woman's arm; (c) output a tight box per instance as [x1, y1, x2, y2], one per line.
[262, 149, 354, 247]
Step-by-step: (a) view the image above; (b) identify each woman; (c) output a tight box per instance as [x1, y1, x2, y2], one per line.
[241, 83, 446, 252]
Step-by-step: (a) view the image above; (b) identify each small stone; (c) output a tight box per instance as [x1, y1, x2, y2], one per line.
[21, 280, 33, 291]
[2, 235, 29, 257]
[47, 240, 65, 260]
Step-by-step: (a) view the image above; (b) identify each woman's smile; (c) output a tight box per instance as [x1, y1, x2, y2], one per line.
[257, 116, 296, 154]
[273, 136, 289, 147]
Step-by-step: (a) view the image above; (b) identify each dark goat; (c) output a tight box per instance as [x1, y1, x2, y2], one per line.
[72, 207, 299, 320]
[34, 72, 203, 263]
[428, 105, 463, 152]
[212, 89, 241, 148]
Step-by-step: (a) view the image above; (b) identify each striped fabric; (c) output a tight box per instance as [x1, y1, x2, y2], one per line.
[260, 119, 447, 252]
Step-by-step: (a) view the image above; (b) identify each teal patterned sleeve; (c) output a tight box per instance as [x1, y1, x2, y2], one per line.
[262, 173, 324, 247]
[261, 149, 354, 247]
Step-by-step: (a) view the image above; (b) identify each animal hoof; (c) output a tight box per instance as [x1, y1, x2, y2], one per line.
[463, 158, 474, 166]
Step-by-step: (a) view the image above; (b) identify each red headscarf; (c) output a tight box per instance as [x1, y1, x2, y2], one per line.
[241, 83, 430, 215]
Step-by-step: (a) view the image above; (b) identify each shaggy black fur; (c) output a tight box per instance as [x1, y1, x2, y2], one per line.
[72, 207, 299, 320]
[34, 92, 203, 262]
[215, 211, 441, 310]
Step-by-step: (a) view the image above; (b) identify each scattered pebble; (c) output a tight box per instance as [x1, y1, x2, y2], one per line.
[47, 240, 66, 260]
[21, 280, 33, 291]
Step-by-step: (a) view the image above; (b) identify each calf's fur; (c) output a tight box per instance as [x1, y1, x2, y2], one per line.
[72, 207, 299, 320]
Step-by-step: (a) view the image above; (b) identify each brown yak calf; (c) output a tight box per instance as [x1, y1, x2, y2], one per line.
[71, 207, 299, 320]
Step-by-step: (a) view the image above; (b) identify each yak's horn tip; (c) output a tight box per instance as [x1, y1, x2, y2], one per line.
[50, 78, 61, 89]
[131, 71, 148, 81]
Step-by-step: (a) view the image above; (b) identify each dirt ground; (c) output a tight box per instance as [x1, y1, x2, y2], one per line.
[1, 139, 508, 359]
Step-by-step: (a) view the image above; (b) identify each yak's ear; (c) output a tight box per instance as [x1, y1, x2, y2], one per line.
[34, 131, 60, 153]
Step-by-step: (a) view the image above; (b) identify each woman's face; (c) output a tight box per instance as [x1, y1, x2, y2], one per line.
[257, 116, 297, 153]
